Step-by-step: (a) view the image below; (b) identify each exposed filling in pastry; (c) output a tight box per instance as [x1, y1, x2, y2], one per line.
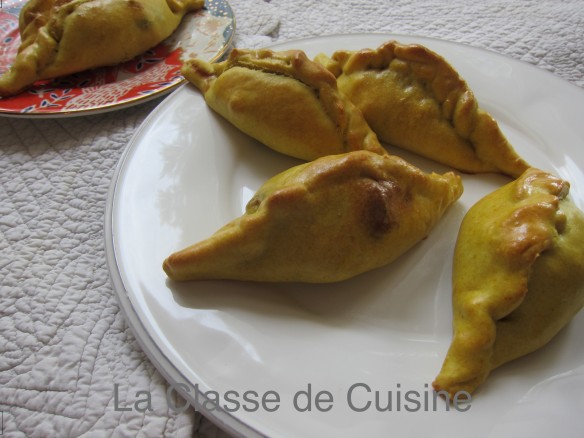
[163, 150, 463, 283]
[433, 168, 584, 397]
[181, 48, 388, 161]
[316, 40, 530, 178]
[0, 0, 204, 97]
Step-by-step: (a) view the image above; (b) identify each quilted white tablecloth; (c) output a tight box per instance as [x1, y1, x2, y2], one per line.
[1, 0, 583, 437]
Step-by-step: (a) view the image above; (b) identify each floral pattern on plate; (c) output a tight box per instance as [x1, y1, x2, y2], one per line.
[0, 0, 234, 117]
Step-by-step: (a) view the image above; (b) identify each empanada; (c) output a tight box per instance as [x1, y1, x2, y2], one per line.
[0, 0, 204, 97]
[316, 40, 530, 178]
[163, 150, 463, 283]
[181, 48, 388, 161]
[433, 168, 584, 398]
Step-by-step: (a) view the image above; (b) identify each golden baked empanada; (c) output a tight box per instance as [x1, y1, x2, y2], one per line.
[433, 168, 584, 398]
[163, 150, 463, 283]
[316, 40, 530, 178]
[181, 48, 388, 161]
[0, 0, 204, 97]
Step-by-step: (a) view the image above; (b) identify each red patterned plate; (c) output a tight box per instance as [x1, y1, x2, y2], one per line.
[0, 0, 235, 117]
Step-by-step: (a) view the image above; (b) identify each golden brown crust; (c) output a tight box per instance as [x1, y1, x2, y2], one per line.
[181, 48, 388, 161]
[0, 0, 204, 97]
[317, 40, 530, 178]
[163, 150, 463, 283]
[433, 168, 584, 398]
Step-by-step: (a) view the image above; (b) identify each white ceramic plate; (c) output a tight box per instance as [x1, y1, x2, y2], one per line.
[0, 0, 234, 117]
[105, 34, 584, 438]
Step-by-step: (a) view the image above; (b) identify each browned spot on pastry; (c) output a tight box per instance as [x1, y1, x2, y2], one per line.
[499, 197, 559, 264]
[245, 196, 262, 214]
[122, 0, 149, 29]
[134, 18, 152, 30]
[362, 179, 404, 238]
[128, 0, 146, 10]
